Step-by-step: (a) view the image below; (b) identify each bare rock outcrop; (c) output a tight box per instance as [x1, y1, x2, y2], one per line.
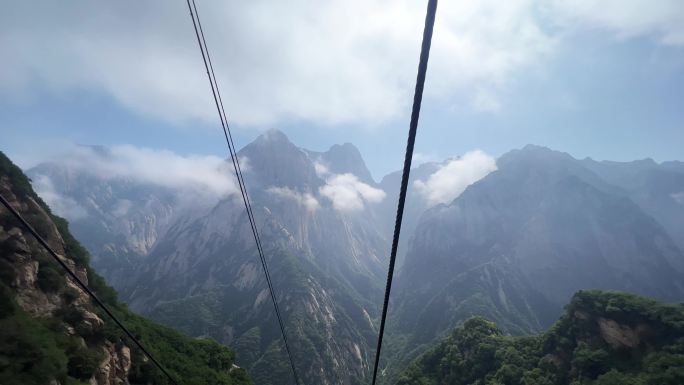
[91, 342, 132, 385]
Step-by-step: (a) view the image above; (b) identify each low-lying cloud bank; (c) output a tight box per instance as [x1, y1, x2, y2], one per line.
[30, 145, 239, 220]
[58, 145, 237, 197]
[267, 186, 320, 212]
[31, 174, 89, 220]
[314, 162, 386, 212]
[415, 150, 497, 206]
[319, 173, 386, 212]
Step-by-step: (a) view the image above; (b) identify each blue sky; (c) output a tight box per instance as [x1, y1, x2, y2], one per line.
[2, 0, 683, 180]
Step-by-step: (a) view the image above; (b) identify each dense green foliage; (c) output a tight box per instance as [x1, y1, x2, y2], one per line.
[398, 290, 684, 385]
[0, 151, 252, 385]
[0, 294, 93, 385]
[95, 305, 253, 385]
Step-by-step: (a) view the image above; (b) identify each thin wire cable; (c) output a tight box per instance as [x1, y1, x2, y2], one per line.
[188, 3, 290, 363]
[184, 1, 301, 383]
[188, 0, 279, 332]
[0, 193, 179, 385]
[190, 2, 297, 381]
[370, 1, 438, 384]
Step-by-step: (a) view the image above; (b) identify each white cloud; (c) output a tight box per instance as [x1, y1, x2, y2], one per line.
[31, 174, 88, 220]
[412, 152, 440, 165]
[547, 0, 684, 45]
[39, 145, 238, 200]
[1, 0, 680, 127]
[414, 150, 497, 206]
[314, 162, 330, 177]
[267, 186, 320, 212]
[319, 173, 386, 211]
[0, 0, 553, 126]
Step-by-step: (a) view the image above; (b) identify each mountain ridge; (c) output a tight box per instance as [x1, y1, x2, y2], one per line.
[24, 136, 684, 385]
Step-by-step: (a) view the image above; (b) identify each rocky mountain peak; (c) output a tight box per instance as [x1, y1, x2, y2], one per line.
[320, 143, 375, 184]
[498, 144, 575, 169]
[254, 128, 292, 145]
[239, 130, 321, 190]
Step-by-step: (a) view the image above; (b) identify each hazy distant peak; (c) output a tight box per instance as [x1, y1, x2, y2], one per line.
[329, 142, 360, 153]
[521, 143, 551, 151]
[320, 142, 375, 184]
[324, 143, 364, 165]
[498, 144, 575, 168]
[254, 128, 292, 145]
[599, 158, 658, 169]
[239, 129, 320, 189]
[241, 129, 302, 157]
[519, 144, 571, 157]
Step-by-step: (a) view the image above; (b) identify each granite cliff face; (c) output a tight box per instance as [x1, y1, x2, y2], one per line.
[122, 131, 389, 385]
[30, 131, 388, 384]
[1, 155, 131, 385]
[29, 139, 684, 385]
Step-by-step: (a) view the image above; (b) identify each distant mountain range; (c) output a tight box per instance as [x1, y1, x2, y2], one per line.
[27, 131, 684, 384]
[381, 144, 684, 383]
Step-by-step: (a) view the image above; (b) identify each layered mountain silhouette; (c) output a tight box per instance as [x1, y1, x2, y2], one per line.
[28, 134, 684, 385]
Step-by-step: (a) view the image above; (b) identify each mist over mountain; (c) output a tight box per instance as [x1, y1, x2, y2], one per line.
[26, 134, 684, 385]
[581, 157, 684, 251]
[0, 151, 252, 385]
[379, 145, 684, 383]
[29, 131, 389, 385]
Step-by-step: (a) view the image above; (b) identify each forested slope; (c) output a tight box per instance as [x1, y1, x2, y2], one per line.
[398, 290, 684, 385]
[0, 151, 252, 385]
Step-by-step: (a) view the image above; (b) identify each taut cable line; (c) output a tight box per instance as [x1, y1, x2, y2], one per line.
[184, 1, 301, 383]
[370, 1, 438, 384]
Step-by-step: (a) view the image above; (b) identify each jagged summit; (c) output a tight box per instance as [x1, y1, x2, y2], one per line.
[319, 142, 375, 184]
[499, 144, 575, 166]
[239, 129, 320, 189]
[238, 129, 377, 187]
[254, 128, 292, 144]
[521, 143, 552, 151]
[244, 129, 300, 155]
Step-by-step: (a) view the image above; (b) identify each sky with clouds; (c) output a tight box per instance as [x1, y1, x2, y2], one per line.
[1, 0, 683, 180]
